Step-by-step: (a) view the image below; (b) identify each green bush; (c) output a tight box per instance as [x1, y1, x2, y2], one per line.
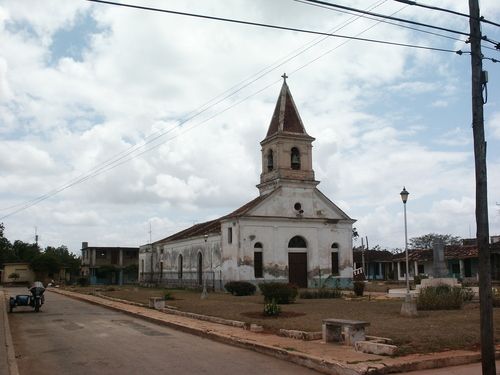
[413, 274, 428, 285]
[353, 281, 365, 296]
[417, 285, 464, 310]
[492, 288, 500, 307]
[164, 291, 174, 300]
[461, 287, 475, 302]
[300, 288, 342, 299]
[77, 277, 89, 286]
[263, 299, 281, 316]
[225, 281, 256, 296]
[259, 282, 298, 304]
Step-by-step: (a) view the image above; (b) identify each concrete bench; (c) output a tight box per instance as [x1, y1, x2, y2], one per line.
[149, 297, 165, 310]
[322, 319, 370, 346]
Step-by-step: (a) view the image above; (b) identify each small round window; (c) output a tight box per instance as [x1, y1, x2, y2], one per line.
[294, 202, 302, 211]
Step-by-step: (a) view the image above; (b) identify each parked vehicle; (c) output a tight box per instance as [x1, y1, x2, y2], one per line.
[9, 281, 45, 313]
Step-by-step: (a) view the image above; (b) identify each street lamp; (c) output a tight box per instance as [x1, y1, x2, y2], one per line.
[400, 186, 417, 317]
[400, 187, 409, 295]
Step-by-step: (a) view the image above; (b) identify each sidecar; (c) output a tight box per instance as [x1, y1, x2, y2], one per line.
[9, 281, 45, 312]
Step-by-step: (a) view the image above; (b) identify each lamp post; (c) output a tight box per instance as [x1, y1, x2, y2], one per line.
[400, 187, 410, 295]
[400, 186, 417, 317]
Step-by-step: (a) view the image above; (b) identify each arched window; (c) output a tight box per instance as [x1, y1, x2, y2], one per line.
[178, 254, 183, 279]
[197, 252, 203, 285]
[291, 147, 301, 170]
[267, 150, 274, 172]
[254, 243, 263, 278]
[288, 236, 307, 248]
[254, 242, 263, 249]
[331, 243, 339, 276]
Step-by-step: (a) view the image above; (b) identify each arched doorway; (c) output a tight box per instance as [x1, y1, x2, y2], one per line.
[288, 236, 308, 288]
[197, 252, 203, 286]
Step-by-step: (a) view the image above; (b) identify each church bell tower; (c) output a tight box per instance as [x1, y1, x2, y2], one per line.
[257, 75, 318, 196]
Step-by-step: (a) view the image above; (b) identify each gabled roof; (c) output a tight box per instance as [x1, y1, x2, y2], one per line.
[265, 79, 308, 138]
[154, 195, 268, 245]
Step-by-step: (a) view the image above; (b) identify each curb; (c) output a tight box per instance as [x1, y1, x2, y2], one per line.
[1, 291, 20, 375]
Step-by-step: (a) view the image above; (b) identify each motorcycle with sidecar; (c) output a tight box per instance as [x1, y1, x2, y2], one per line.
[9, 281, 45, 313]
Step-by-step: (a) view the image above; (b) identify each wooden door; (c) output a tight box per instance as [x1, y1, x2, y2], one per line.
[288, 252, 307, 288]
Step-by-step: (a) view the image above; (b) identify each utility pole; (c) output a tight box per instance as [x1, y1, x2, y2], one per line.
[468, 1, 495, 374]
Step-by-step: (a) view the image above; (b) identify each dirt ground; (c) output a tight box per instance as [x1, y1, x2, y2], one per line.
[65, 285, 500, 355]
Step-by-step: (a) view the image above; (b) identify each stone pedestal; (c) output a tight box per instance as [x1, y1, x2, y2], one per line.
[400, 293, 418, 317]
[432, 239, 448, 277]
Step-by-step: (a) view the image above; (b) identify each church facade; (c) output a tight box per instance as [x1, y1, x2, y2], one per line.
[139, 79, 355, 289]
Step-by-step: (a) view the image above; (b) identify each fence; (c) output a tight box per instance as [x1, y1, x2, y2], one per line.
[139, 271, 223, 291]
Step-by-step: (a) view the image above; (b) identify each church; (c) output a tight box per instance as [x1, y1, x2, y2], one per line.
[139, 77, 355, 289]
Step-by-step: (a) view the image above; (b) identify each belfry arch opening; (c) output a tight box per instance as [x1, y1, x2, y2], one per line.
[291, 147, 301, 170]
[267, 150, 274, 172]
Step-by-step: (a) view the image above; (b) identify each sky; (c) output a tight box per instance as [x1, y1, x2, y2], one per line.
[0, 0, 499, 254]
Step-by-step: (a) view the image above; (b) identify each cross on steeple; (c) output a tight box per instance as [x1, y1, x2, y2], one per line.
[281, 73, 288, 83]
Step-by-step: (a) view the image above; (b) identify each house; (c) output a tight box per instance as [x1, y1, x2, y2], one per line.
[353, 249, 395, 280]
[392, 240, 500, 281]
[81, 242, 139, 285]
[139, 78, 355, 289]
[1, 262, 35, 284]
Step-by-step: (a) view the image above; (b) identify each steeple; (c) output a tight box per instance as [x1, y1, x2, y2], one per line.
[257, 76, 318, 196]
[265, 74, 309, 138]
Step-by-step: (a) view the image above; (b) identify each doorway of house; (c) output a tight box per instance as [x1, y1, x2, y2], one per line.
[288, 252, 307, 288]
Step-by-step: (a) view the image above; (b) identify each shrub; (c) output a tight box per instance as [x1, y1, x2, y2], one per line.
[417, 285, 464, 310]
[164, 291, 174, 300]
[413, 274, 428, 285]
[225, 281, 256, 296]
[300, 288, 342, 299]
[353, 281, 365, 296]
[493, 288, 500, 307]
[8, 272, 20, 282]
[259, 282, 298, 304]
[461, 287, 475, 302]
[77, 277, 89, 286]
[263, 299, 281, 316]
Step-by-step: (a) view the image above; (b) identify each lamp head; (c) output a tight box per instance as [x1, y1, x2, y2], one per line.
[400, 187, 409, 204]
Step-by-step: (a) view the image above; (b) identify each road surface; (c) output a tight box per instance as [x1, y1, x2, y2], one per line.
[7, 287, 319, 375]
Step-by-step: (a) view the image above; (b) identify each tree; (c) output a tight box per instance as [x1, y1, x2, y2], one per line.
[0, 223, 16, 266]
[409, 233, 462, 249]
[44, 245, 80, 276]
[8, 272, 20, 282]
[12, 240, 40, 262]
[31, 253, 61, 277]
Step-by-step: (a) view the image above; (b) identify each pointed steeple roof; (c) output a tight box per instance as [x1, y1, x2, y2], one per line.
[265, 75, 308, 138]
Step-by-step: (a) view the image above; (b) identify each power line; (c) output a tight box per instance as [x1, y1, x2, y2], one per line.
[295, 0, 498, 52]
[86, 0, 458, 54]
[394, 0, 500, 29]
[301, 0, 499, 48]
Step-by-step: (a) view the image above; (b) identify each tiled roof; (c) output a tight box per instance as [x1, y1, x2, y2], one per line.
[154, 195, 268, 244]
[353, 250, 394, 263]
[266, 81, 308, 138]
[392, 243, 500, 262]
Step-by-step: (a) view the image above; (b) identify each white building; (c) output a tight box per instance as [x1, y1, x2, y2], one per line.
[139, 78, 355, 289]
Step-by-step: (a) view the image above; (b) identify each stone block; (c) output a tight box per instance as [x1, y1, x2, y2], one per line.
[355, 341, 398, 356]
[250, 324, 264, 333]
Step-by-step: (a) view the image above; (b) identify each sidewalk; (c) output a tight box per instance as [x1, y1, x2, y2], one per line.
[49, 288, 492, 375]
[0, 290, 19, 375]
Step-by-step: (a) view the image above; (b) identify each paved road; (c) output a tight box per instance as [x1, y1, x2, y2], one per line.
[395, 361, 500, 375]
[7, 287, 319, 375]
